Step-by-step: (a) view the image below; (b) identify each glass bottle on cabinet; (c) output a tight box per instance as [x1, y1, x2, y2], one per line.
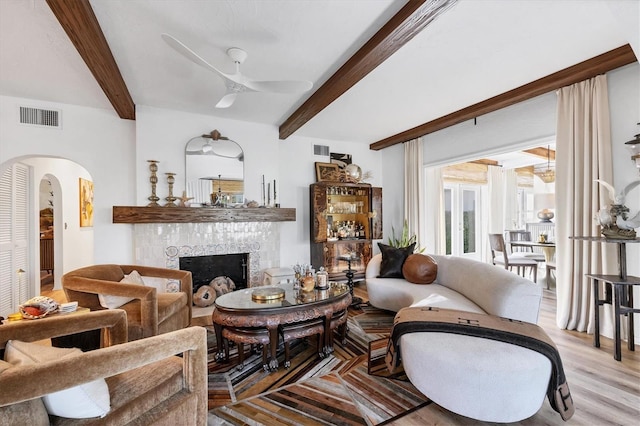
[310, 182, 382, 282]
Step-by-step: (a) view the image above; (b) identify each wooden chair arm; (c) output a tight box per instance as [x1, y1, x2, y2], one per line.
[0, 326, 207, 425]
[0, 310, 128, 350]
[120, 265, 193, 307]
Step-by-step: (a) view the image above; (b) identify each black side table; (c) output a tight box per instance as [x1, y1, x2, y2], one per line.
[338, 255, 363, 307]
[587, 274, 640, 361]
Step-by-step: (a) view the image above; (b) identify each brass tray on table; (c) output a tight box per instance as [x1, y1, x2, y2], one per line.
[251, 287, 286, 302]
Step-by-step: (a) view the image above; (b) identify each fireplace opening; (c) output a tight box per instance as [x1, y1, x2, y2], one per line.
[180, 253, 249, 293]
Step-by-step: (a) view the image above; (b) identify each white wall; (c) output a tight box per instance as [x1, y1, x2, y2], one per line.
[134, 105, 393, 268]
[422, 92, 557, 166]
[0, 95, 136, 269]
[21, 158, 93, 290]
[379, 144, 404, 253]
[608, 64, 640, 282]
[1, 99, 403, 285]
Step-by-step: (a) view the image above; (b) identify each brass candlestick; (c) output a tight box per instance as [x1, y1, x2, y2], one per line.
[147, 160, 160, 206]
[164, 172, 178, 207]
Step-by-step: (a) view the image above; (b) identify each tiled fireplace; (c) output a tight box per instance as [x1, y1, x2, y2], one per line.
[132, 222, 281, 287]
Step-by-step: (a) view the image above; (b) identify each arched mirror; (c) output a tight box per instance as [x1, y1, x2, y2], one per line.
[185, 130, 244, 206]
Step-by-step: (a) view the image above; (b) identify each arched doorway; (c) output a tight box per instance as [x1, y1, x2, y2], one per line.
[0, 156, 93, 317]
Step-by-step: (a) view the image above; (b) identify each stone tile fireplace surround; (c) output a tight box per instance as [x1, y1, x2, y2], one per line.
[132, 222, 281, 287]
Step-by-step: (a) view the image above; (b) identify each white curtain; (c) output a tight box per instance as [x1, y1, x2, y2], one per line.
[556, 75, 617, 334]
[503, 169, 519, 231]
[424, 166, 445, 254]
[404, 138, 426, 250]
[487, 165, 505, 233]
[484, 165, 505, 262]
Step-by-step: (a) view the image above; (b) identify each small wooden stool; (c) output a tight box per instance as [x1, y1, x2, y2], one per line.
[221, 327, 271, 370]
[280, 319, 325, 368]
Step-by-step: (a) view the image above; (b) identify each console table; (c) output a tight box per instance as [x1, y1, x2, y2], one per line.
[571, 236, 640, 361]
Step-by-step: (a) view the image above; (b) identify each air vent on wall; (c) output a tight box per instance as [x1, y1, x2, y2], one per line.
[313, 144, 330, 156]
[19, 106, 61, 128]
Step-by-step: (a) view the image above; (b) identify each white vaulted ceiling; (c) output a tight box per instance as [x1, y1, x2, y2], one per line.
[1, 0, 638, 148]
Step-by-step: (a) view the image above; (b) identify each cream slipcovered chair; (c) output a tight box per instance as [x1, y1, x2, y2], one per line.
[0, 310, 207, 425]
[62, 264, 193, 341]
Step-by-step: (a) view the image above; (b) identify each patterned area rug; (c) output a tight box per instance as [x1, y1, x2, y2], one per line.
[207, 306, 429, 425]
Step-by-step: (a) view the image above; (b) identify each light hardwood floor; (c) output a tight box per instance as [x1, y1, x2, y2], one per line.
[383, 287, 640, 425]
[45, 282, 639, 424]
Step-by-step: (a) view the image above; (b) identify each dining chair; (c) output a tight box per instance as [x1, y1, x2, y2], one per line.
[506, 230, 545, 262]
[489, 234, 538, 283]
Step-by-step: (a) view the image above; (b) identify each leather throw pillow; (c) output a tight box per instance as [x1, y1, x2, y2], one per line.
[402, 253, 438, 284]
[377, 242, 416, 278]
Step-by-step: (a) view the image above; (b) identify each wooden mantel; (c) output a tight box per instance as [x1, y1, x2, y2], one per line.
[112, 206, 296, 224]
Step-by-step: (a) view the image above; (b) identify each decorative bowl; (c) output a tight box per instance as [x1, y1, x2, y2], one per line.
[19, 296, 59, 319]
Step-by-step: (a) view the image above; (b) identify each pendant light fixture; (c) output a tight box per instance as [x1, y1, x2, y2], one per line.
[534, 145, 555, 183]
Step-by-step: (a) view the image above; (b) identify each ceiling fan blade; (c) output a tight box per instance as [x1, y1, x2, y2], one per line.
[245, 80, 313, 94]
[215, 93, 237, 109]
[161, 33, 242, 85]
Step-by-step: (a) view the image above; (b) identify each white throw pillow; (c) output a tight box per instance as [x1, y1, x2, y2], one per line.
[98, 269, 145, 309]
[4, 340, 110, 418]
[141, 276, 171, 293]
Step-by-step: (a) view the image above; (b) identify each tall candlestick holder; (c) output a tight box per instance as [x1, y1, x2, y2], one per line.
[147, 160, 160, 206]
[164, 172, 178, 207]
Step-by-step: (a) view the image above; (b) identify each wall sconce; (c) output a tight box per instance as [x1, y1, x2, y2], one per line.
[624, 130, 640, 174]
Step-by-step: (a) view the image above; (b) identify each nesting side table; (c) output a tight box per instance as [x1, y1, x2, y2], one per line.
[587, 274, 640, 361]
[571, 236, 640, 361]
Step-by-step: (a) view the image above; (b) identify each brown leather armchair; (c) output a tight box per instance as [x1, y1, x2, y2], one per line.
[0, 310, 207, 425]
[62, 264, 193, 341]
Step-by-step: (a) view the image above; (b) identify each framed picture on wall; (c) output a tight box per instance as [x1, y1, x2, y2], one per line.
[315, 162, 340, 182]
[79, 178, 94, 227]
[330, 152, 352, 169]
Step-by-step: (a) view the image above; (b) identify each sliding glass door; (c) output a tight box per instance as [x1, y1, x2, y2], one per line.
[444, 184, 480, 259]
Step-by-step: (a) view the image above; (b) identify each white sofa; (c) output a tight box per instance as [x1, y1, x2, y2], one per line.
[365, 253, 550, 423]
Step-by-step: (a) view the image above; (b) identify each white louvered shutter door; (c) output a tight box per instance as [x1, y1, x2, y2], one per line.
[0, 163, 31, 317]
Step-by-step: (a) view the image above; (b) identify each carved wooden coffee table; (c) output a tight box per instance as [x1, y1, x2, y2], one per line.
[212, 282, 351, 371]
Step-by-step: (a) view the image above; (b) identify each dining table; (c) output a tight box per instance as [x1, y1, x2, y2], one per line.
[509, 240, 556, 287]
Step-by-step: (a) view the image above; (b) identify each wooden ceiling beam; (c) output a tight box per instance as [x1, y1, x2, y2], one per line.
[469, 159, 499, 166]
[523, 147, 555, 161]
[370, 44, 637, 150]
[46, 0, 135, 120]
[278, 0, 456, 140]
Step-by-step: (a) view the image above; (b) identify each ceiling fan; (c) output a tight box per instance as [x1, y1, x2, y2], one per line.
[161, 34, 313, 108]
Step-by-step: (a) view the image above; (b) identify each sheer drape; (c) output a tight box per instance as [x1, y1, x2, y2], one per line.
[425, 166, 445, 254]
[404, 138, 426, 250]
[484, 165, 505, 262]
[487, 165, 505, 233]
[556, 75, 617, 334]
[503, 169, 519, 230]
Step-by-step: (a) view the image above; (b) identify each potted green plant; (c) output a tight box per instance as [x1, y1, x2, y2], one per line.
[388, 219, 425, 253]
